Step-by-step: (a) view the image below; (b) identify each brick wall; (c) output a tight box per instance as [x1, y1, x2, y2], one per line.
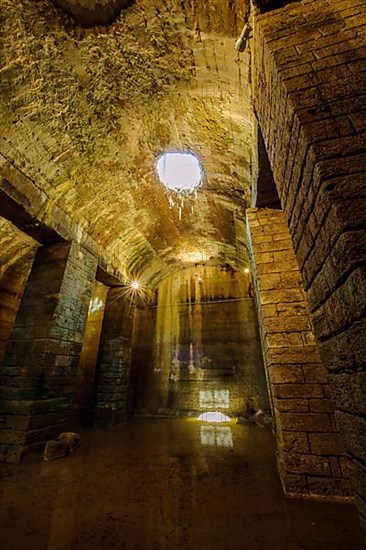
[0, 253, 35, 363]
[253, 0, 366, 519]
[73, 281, 108, 420]
[247, 208, 349, 499]
[94, 287, 136, 425]
[0, 241, 97, 462]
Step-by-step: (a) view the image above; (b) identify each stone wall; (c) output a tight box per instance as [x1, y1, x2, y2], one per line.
[0, 254, 35, 364]
[247, 208, 349, 499]
[94, 287, 136, 425]
[131, 265, 269, 418]
[0, 217, 38, 362]
[0, 241, 97, 462]
[73, 281, 108, 421]
[253, 0, 366, 519]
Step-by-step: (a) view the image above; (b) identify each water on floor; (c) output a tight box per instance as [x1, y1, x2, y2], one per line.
[0, 419, 364, 550]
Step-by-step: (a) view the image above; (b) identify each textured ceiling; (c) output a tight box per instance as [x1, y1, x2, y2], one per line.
[0, 218, 38, 279]
[0, 0, 253, 289]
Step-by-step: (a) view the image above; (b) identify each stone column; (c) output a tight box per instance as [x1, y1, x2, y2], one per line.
[94, 287, 136, 425]
[0, 241, 97, 462]
[0, 252, 36, 363]
[247, 208, 349, 499]
[253, 1, 366, 520]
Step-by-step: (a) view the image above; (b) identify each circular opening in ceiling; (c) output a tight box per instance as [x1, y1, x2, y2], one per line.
[156, 152, 203, 192]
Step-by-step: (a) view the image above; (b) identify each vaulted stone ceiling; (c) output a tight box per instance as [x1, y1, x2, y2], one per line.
[0, 0, 253, 288]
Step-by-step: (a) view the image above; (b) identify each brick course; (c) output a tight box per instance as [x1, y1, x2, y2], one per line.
[253, 0, 366, 520]
[247, 208, 349, 499]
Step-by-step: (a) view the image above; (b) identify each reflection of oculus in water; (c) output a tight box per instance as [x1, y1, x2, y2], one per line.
[200, 426, 233, 448]
[198, 411, 231, 423]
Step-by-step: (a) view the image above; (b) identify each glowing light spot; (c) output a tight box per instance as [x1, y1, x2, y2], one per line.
[198, 411, 231, 423]
[199, 390, 230, 409]
[244, 267, 250, 274]
[131, 281, 139, 290]
[156, 152, 202, 192]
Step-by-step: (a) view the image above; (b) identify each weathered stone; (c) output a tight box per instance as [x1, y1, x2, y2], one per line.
[281, 431, 310, 454]
[309, 433, 345, 456]
[253, 0, 366, 518]
[44, 432, 80, 461]
[247, 208, 347, 499]
[0, 242, 97, 462]
[284, 452, 331, 476]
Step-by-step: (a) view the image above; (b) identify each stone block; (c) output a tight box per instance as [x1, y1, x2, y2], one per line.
[43, 432, 80, 461]
[260, 288, 304, 305]
[308, 433, 345, 456]
[266, 332, 305, 348]
[281, 431, 310, 453]
[307, 476, 347, 497]
[256, 259, 299, 274]
[273, 384, 324, 399]
[284, 451, 331, 476]
[267, 346, 321, 365]
[276, 303, 308, 317]
[265, 315, 310, 333]
[268, 365, 304, 384]
[280, 412, 331, 432]
[281, 473, 308, 495]
[329, 457, 343, 478]
[328, 371, 366, 416]
[309, 399, 335, 413]
[320, 318, 366, 374]
[303, 364, 328, 383]
[336, 411, 366, 464]
[275, 398, 309, 412]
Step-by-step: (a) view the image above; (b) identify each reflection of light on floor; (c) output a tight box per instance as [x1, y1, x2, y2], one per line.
[200, 426, 233, 448]
[198, 411, 231, 422]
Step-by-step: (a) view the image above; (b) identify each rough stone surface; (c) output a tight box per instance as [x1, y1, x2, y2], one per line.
[253, 0, 366, 522]
[0, 0, 252, 288]
[0, 241, 97, 462]
[43, 431, 80, 461]
[0, 218, 38, 362]
[247, 208, 349, 500]
[94, 287, 136, 425]
[131, 264, 270, 418]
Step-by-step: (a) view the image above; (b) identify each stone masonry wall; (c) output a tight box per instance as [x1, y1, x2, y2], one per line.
[247, 208, 349, 499]
[131, 265, 269, 418]
[73, 281, 108, 420]
[253, 0, 366, 519]
[94, 287, 136, 425]
[0, 241, 97, 462]
[0, 253, 36, 364]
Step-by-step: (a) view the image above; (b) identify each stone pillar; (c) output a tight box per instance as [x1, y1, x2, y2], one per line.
[73, 281, 108, 421]
[0, 241, 97, 462]
[247, 208, 349, 499]
[0, 252, 36, 363]
[94, 287, 136, 425]
[253, 0, 366, 520]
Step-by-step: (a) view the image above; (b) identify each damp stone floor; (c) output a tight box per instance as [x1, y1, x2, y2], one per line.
[0, 418, 364, 550]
